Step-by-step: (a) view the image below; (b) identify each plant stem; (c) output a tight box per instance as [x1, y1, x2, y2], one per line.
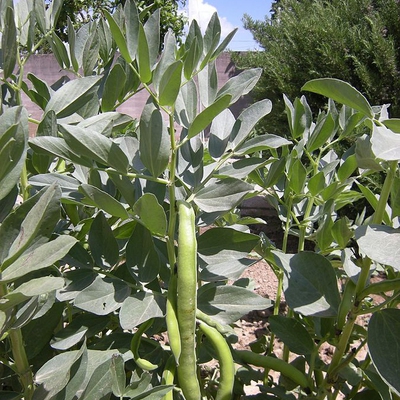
[8, 329, 34, 400]
[282, 195, 293, 253]
[372, 160, 397, 225]
[0, 284, 34, 399]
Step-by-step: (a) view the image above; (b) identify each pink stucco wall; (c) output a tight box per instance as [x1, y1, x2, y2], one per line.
[21, 52, 251, 136]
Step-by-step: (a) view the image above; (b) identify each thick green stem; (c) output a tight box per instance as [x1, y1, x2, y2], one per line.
[8, 329, 34, 399]
[325, 311, 356, 384]
[0, 284, 34, 399]
[298, 194, 315, 252]
[372, 160, 397, 225]
[282, 195, 293, 253]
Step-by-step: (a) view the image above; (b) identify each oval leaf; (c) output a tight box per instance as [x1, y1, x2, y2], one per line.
[368, 309, 400, 395]
[302, 78, 373, 118]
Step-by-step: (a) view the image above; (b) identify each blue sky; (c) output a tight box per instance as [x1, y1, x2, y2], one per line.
[181, 0, 273, 51]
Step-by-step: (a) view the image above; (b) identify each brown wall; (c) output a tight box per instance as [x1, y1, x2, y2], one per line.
[21, 52, 251, 135]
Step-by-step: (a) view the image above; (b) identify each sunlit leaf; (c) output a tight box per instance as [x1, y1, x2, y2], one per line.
[302, 78, 373, 118]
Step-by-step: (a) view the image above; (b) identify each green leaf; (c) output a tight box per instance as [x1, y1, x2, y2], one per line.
[307, 113, 335, 152]
[288, 159, 307, 194]
[2, 7, 17, 79]
[74, 275, 131, 315]
[175, 80, 198, 128]
[382, 118, 400, 133]
[193, 178, 253, 213]
[0, 107, 28, 201]
[2, 183, 61, 267]
[1, 236, 77, 283]
[0, 186, 17, 223]
[229, 99, 273, 149]
[139, 101, 170, 177]
[197, 61, 217, 107]
[235, 134, 291, 156]
[119, 292, 164, 329]
[29, 136, 92, 168]
[217, 158, 267, 180]
[137, 24, 152, 83]
[198, 227, 259, 255]
[202, 12, 221, 61]
[263, 158, 286, 188]
[158, 61, 183, 107]
[269, 315, 315, 355]
[102, 63, 127, 112]
[88, 211, 120, 269]
[23, 301, 64, 359]
[0, 277, 64, 311]
[198, 227, 260, 281]
[183, 37, 200, 80]
[132, 193, 167, 236]
[128, 385, 173, 400]
[45, 76, 102, 118]
[108, 171, 136, 208]
[368, 309, 400, 395]
[34, 0, 46, 33]
[355, 225, 400, 271]
[34, 347, 86, 399]
[80, 184, 129, 220]
[125, 0, 140, 60]
[27, 73, 53, 104]
[302, 78, 373, 118]
[98, 18, 113, 62]
[197, 283, 272, 325]
[209, 109, 235, 158]
[67, 17, 79, 71]
[315, 215, 334, 252]
[332, 218, 353, 249]
[82, 27, 100, 76]
[217, 68, 262, 104]
[49, 32, 70, 69]
[126, 224, 160, 283]
[355, 134, 382, 171]
[78, 112, 133, 134]
[211, 28, 238, 60]
[273, 251, 341, 317]
[188, 94, 232, 139]
[143, 9, 160, 68]
[104, 10, 132, 62]
[60, 124, 129, 173]
[52, 314, 109, 351]
[48, 0, 62, 27]
[110, 354, 125, 397]
[337, 154, 357, 182]
[371, 124, 400, 161]
[308, 171, 325, 196]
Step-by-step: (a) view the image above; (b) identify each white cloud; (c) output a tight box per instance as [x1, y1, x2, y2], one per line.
[187, 0, 236, 38]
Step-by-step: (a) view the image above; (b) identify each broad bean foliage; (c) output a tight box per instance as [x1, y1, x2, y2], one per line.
[0, 1, 399, 399]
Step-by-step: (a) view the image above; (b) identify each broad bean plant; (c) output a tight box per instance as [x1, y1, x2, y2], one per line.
[0, 1, 399, 400]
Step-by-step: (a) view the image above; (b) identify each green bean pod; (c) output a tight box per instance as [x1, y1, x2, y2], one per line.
[176, 201, 201, 400]
[131, 318, 158, 371]
[162, 355, 176, 400]
[166, 271, 182, 364]
[198, 321, 235, 400]
[235, 350, 312, 390]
